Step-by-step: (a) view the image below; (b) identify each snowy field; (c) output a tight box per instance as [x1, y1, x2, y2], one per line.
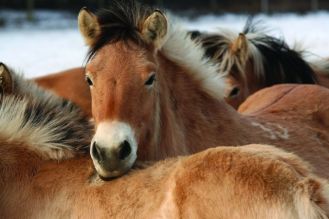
[1, 10, 329, 78]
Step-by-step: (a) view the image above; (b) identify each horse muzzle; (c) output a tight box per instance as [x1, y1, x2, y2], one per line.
[90, 121, 137, 178]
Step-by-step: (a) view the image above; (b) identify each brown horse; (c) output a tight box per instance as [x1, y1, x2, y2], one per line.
[2, 64, 329, 218]
[78, 1, 329, 179]
[191, 20, 329, 108]
[34, 67, 91, 117]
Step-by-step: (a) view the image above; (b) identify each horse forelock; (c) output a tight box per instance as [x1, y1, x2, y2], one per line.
[87, 0, 153, 62]
[0, 68, 93, 160]
[193, 29, 249, 84]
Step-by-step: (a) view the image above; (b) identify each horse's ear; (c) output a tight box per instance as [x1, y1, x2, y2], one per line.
[141, 10, 167, 49]
[231, 33, 249, 64]
[78, 7, 101, 46]
[0, 63, 13, 94]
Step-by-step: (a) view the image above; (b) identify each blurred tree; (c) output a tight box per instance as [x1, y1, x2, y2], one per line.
[26, 0, 35, 21]
[261, 0, 269, 13]
[209, 0, 219, 10]
[311, 0, 319, 10]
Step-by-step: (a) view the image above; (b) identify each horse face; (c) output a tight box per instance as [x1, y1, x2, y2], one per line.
[80, 8, 167, 178]
[86, 43, 159, 178]
[224, 61, 261, 109]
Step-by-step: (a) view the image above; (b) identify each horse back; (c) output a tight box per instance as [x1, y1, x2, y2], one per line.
[238, 84, 329, 128]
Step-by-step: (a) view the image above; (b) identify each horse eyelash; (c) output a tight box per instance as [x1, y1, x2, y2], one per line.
[85, 75, 94, 86]
[145, 74, 156, 86]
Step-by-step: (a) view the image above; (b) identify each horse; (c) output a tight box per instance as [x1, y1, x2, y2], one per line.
[78, 0, 329, 179]
[34, 67, 91, 117]
[190, 20, 329, 108]
[2, 63, 329, 218]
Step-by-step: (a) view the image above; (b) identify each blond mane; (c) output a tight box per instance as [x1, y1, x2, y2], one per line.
[0, 66, 93, 160]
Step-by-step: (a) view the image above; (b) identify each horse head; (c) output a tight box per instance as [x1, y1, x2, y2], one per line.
[79, 3, 169, 178]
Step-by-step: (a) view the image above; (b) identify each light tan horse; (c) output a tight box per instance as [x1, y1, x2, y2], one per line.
[34, 67, 91, 117]
[2, 63, 329, 218]
[78, 1, 329, 179]
[191, 22, 329, 109]
[2, 139, 329, 218]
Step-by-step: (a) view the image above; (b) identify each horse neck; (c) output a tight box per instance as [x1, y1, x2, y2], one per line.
[148, 53, 265, 160]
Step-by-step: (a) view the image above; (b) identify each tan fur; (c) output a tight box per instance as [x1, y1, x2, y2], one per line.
[0, 63, 13, 94]
[34, 67, 91, 117]
[141, 10, 168, 48]
[78, 8, 101, 46]
[1, 142, 329, 218]
[230, 33, 249, 66]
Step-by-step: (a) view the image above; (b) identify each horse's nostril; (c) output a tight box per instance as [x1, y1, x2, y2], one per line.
[92, 142, 103, 162]
[118, 140, 131, 160]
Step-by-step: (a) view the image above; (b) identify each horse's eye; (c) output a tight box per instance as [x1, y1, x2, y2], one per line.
[145, 73, 156, 86]
[229, 87, 240, 98]
[85, 75, 93, 86]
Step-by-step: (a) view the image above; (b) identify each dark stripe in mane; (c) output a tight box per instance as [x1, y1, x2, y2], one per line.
[2, 68, 94, 153]
[20, 98, 91, 152]
[189, 31, 229, 62]
[243, 19, 318, 85]
[87, 0, 154, 61]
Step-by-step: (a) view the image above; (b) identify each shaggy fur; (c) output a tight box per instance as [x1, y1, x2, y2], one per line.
[0, 64, 93, 159]
[1, 143, 329, 218]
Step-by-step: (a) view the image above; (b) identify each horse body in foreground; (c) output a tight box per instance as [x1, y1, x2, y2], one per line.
[1, 63, 328, 218]
[78, 1, 329, 179]
[2, 142, 329, 219]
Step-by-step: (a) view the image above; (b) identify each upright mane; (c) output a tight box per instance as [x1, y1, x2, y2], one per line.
[86, 0, 226, 99]
[0, 65, 93, 160]
[87, 0, 153, 60]
[194, 19, 318, 86]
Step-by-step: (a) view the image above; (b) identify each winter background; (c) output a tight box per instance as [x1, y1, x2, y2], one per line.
[1, 2, 329, 78]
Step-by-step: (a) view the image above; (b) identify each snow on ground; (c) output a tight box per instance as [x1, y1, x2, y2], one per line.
[1, 10, 329, 78]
